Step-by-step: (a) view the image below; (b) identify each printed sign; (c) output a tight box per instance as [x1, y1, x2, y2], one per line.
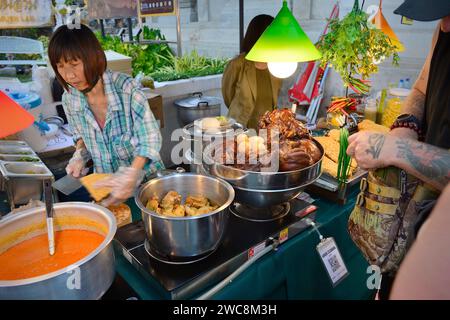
[139, 0, 176, 17]
[0, 0, 53, 29]
[87, 0, 138, 19]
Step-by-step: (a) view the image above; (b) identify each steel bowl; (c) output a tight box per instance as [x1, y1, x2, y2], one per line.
[0, 202, 117, 300]
[135, 173, 234, 259]
[202, 140, 323, 209]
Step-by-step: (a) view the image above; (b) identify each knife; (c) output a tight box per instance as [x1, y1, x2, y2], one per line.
[52, 174, 83, 195]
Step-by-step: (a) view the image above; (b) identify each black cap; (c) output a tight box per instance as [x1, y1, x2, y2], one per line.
[394, 0, 450, 22]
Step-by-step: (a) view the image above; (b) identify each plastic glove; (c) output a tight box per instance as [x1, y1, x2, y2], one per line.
[94, 167, 145, 207]
[65, 148, 91, 178]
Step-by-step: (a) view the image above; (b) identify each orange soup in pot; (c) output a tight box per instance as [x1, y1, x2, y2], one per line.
[0, 229, 105, 281]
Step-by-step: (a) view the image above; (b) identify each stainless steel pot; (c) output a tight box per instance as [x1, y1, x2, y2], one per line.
[0, 202, 117, 300]
[202, 140, 323, 209]
[182, 117, 247, 163]
[135, 173, 234, 259]
[174, 92, 223, 127]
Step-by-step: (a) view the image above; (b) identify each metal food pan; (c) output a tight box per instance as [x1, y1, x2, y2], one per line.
[0, 155, 41, 163]
[0, 162, 53, 179]
[0, 140, 28, 146]
[0, 146, 36, 156]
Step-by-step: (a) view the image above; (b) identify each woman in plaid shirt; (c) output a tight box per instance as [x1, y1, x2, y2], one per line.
[48, 24, 165, 206]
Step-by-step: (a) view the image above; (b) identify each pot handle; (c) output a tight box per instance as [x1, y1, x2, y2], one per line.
[197, 101, 209, 108]
[192, 92, 203, 98]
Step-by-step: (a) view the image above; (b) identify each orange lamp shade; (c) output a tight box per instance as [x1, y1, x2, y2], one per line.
[372, 9, 405, 52]
[0, 91, 35, 138]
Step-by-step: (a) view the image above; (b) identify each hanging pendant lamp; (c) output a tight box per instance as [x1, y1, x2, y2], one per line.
[246, 0, 322, 78]
[372, 0, 404, 52]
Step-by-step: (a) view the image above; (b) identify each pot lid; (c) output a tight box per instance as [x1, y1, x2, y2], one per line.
[183, 117, 247, 137]
[174, 92, 223, 108]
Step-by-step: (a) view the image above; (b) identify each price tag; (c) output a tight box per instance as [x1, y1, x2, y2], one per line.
[316, 237, 349, 287]
[279, 228, 289, 244]
[248, 241, 266, 260]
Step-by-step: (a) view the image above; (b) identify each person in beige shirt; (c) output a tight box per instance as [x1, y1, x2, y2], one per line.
[222, 15, 283, 129]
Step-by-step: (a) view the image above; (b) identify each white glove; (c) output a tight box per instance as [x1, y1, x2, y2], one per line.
[65, 148, 91, 178]
[93, 167, 145, 206]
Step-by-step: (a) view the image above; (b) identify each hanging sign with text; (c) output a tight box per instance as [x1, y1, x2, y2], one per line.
[0, 0, 53, 29]
[138, 0, 177, 17]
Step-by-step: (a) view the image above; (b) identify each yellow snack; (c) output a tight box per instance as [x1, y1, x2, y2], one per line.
[321, 155, 355, 179]
[328, 129, 341, 142]
[80, 173, 112, 202]
[358, 119, 390, 133]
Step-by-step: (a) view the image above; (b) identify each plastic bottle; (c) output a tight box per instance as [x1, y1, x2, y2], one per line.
[405, 78, 411, 89]
[399, 79, 405, 88]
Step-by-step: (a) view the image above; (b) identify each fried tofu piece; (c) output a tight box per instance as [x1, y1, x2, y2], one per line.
[161, 191, 181, 208]
[172, 205, 185, 217]
[80, 173, 112, 202]
[185, 205, 199, 216]
[146, 195, 159, 212]
[185, 195, 209, 208]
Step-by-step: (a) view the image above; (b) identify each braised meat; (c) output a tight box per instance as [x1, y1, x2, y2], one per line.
[258, 109, 310, 141]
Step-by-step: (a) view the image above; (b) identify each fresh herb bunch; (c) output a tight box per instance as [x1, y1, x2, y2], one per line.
[317, 0, 400, 92]
[337, 127, 352, 184]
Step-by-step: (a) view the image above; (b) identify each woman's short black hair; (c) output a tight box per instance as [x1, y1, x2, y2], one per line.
[48, 24, 106, 91]
[241, 14, 274, 54]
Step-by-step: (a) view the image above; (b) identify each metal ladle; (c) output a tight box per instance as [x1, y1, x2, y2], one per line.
[44, 179, 55, 255]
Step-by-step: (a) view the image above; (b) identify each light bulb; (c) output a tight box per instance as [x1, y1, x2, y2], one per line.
[268, 62, 298, 78]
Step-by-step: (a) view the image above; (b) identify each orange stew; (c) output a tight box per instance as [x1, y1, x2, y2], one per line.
[0, 230, 104, 280]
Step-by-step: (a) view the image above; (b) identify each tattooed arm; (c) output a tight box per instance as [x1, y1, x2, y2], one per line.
[347, 132, 450, 191]
[390, 25, 439, 140]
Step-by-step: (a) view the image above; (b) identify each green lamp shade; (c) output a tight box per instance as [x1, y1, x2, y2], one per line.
[246, 1, 322, 63]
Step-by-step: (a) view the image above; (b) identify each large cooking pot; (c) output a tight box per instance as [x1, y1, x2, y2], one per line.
[0, 202, 117, 300]
[174, 92, 222, 127]
[135, 173, 234, 259]
[202, 140, 323, 210]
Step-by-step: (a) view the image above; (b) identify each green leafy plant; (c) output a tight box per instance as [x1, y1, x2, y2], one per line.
[150, 50, 229, 82]
[96, 26, 174, 77]
[317, 0, 399, 93]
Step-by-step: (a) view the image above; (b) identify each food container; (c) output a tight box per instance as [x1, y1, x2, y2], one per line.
[381, 88, 410, 127]
[202, 140, 323, 217]
[0, 202, 117, 299]
[182, 117, 247, 165]
[174, 92, 223, 127]
[0, 140, 53, 208]
[135, 173, 234, 259]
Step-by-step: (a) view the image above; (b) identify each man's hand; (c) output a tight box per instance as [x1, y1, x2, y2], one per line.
[346, 131, 396, 170]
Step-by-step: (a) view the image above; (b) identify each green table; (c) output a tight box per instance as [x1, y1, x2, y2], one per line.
[116, 187, 376, 300]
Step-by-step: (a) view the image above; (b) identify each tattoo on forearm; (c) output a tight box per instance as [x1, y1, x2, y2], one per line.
[365, 134, 386, 159]
[402, 88, 425, 120]
[396, 140, 450, 188]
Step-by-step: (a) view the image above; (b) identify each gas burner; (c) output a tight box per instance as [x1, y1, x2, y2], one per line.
[230, 202, 290, 222]
[144, 240, 215, 265]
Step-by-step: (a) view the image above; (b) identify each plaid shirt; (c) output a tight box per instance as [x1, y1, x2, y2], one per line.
[62, 70, 165, 177]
